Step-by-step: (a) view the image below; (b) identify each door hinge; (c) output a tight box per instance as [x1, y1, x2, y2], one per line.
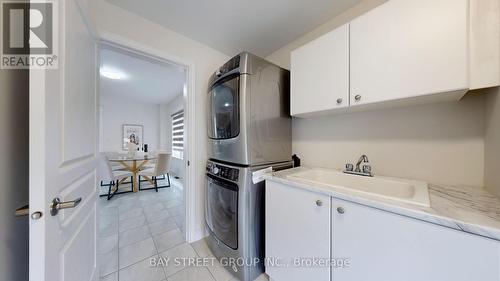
[187, 161, 190, 166]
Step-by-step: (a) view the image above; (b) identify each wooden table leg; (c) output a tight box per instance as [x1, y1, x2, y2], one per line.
[132, 160, 138, 192]
[143, 176, 155, 186]
[116, 159, 151, 193]
[137, 160, 149, 170]
[134, 160, 151, 191]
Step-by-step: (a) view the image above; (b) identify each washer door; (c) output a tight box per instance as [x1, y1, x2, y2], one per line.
[205, 174, 239, 250]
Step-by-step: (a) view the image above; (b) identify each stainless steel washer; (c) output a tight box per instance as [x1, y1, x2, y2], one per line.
[205, 160, 292, 281]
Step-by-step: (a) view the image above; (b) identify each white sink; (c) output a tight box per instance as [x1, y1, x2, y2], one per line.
[287, 168, 430, 207]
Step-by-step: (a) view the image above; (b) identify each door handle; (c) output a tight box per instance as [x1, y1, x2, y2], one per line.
[50, 197, 82, 216]
[15, 204, 29, 217]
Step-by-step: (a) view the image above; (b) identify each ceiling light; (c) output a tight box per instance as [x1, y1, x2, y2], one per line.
[100, 66, 127, 80]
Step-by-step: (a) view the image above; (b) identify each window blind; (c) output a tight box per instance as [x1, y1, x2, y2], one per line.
[172, 110, 184, 159]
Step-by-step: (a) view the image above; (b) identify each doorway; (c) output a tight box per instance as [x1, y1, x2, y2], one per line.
[96, 41, 190, 279]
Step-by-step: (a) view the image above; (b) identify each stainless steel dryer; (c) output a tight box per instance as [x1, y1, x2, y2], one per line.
[205, 160, 292, 281]
[207, 52, 292, 166]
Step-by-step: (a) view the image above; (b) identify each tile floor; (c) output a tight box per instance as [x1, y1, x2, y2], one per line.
[98, 176, 269, 281]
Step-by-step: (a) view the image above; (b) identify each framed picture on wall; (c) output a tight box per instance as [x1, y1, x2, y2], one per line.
[122, 124, 143, 150]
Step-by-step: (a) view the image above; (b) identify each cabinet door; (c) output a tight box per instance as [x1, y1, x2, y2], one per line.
[265, 181, 331, 281]
[291, 23, 349, 116]
[350, 0, 468, 106]
[332, 198, 500, 281]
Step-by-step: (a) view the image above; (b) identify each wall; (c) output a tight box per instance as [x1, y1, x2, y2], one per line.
[485, 87, 500, 197]
[160, 94, 185, 179]
[267, 0, 388, 69]
[0, 69, 29, 280]
[100, 94, 160, 152]
[267, 0, 487, 187]
[89, 0, 229, 241]
[293, 96, 485, 186]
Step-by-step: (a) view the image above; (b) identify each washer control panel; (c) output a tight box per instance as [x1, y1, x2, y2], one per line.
[206, 162, 239, 182]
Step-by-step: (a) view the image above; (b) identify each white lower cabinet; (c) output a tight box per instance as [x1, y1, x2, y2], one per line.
[265, 181, 500, 281]
[265, 181, 331, 281]
[332, 198, 500, 281]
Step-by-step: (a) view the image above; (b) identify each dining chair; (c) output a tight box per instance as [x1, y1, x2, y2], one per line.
[139, 158, 166, 182]
[101, 156, 134, 200]
[99, 154, 128, 188]
[99, 152, 127, 179]
[138, 153, 171, 192]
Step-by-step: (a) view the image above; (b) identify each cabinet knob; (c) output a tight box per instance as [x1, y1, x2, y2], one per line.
[337, 207, 345, 214]
[336, 98, 343, 105]
[316, 200, 323, 207]
[354, 95, 361, 102]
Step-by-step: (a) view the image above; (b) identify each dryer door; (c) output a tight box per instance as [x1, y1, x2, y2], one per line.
[208, 75, 240, 140]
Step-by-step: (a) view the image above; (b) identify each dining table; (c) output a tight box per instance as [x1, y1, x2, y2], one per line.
[107, 153, 157, 192]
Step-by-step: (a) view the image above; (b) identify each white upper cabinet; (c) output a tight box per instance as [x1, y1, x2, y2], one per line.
[469, 0, 500, 89]
[350, 0, 469, 106]
[291, 24, 349, 117]
[290, 0, 499, 116]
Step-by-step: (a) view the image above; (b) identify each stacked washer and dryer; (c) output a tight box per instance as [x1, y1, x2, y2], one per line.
[205, 52, 292, 281]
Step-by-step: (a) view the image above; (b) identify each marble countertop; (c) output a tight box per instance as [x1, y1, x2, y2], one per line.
[264, 167, 500, 241]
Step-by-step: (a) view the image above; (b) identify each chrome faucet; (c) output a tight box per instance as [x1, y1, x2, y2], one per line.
[355, 155, 369, 172]
[344, 154, 373, 177]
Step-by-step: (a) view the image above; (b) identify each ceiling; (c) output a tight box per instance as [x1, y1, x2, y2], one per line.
[99, 44, 186, 104]
[104, 0, 363, 57]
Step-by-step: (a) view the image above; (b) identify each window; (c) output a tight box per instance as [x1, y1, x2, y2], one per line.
[171, 110, 184, 159]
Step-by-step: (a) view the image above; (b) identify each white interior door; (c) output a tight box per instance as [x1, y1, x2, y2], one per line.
[29, 0, 99, 280]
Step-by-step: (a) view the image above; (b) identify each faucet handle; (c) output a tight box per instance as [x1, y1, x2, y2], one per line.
[345, 163, 354, 172]
[362, 164, 372, 175]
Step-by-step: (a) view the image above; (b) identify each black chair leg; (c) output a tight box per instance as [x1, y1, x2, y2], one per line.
[138, 175, 141, 190]
[154, 173, 170, 189]
[100, 181, 114, 198]
[103, 177, 133, 199]
[101, 180, 115, 187]
[107, 181, 113, 200]
[137, 174, 170, 191]
[113, 180, 120, 199]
